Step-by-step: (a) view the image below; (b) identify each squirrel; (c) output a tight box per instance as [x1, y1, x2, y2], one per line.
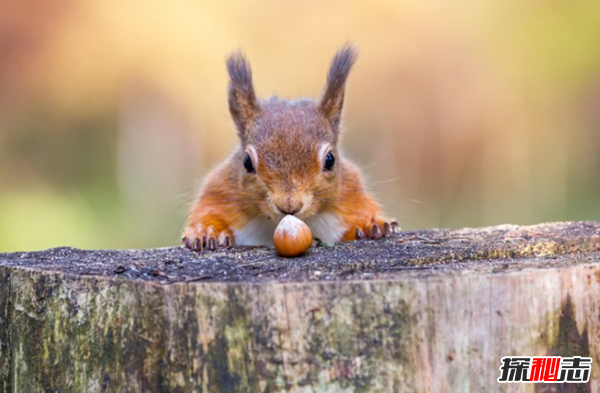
[182, 45, 398, 251]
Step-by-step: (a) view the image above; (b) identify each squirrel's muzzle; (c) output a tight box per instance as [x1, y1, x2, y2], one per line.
[274, 195, 304, 216]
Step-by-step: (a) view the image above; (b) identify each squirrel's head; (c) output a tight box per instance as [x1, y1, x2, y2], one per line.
[226, 45, 357, 221]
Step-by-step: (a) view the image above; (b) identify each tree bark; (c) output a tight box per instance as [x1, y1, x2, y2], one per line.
[1, 221, 599, 392]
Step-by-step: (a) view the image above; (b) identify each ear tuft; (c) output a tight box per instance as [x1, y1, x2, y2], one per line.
[319, 44, 358, 131]
[227, 52, 260, 140]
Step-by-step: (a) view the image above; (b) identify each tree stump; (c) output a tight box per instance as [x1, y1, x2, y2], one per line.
[1, 221, 599, 392]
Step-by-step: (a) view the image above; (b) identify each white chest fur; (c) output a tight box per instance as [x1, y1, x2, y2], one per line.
[234, 212, 346, 246]
[234, 217, 278, 246]
[304, 212, 346, 245]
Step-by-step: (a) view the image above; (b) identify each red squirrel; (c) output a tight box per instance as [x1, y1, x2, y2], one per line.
[182, 46, 398, 251]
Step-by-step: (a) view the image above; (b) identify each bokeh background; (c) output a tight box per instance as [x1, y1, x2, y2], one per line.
[1, 0, 599, 252]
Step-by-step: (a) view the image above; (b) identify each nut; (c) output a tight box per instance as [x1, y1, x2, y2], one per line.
[274, 215, 313, 257]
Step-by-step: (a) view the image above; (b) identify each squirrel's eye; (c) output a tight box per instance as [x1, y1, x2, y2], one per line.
[243, 152, 255, 173]
[323, 151, 335, 171]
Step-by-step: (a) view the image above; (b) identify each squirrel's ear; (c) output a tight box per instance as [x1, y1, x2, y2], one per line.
[319, 45, 357, 132]
[227, 52, 260, 140]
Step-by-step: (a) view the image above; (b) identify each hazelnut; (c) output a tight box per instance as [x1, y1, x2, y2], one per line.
[274, 215, 313, 257]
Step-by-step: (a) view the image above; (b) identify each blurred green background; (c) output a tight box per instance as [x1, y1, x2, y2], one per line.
[1, 0, 599, 252]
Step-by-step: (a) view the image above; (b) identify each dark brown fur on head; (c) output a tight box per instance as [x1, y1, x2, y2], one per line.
[226, 45, 357, 220]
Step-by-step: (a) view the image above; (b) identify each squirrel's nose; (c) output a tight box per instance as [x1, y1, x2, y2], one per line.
[276, 199, 304, 216]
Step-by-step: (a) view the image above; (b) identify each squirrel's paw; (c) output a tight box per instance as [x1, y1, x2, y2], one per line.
[182, 225, 234, 251]
[353, 216, 399, 240]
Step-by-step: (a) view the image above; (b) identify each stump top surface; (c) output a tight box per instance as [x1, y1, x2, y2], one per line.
[1, 221, 599, 284]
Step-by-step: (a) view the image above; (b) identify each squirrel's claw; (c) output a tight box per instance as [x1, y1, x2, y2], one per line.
[351, 216, 399, 241]
[370, 223, 383, 239]
[218, 231, 233, 248]
[355, 227, 365, 239]
[207, 237, 216, 251]
[206, 226, 217, 251]
[382, 222, 392, 236]
[182, 224, 234, 252]
[193, 237, 202, 251]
